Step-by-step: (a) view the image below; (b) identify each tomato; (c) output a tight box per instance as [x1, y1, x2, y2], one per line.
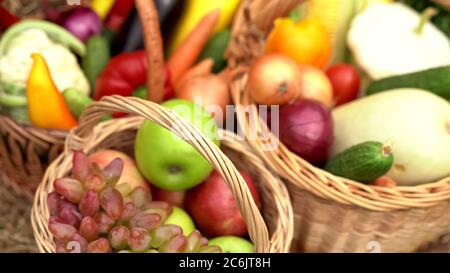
[325, 64, 360, 106]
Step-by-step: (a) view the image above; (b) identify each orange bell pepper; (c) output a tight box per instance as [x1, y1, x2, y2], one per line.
[265, 18, 332, 69]
[27, 53, 78, 130]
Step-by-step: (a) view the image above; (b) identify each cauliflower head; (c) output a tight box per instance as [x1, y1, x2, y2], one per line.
[0, 29, 90, 95]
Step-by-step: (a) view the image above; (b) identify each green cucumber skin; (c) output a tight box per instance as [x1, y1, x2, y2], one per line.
[82, 36, 111, 89]
[62, 88, 93, 119]
[324, 141, 394, 184]
[366, 66, 450, 99]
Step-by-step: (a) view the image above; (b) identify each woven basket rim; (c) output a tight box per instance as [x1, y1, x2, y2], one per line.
[31, 96, 294, 253]
[226, 0, 450, 212]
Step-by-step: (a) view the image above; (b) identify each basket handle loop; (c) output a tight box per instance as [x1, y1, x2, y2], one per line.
[226, 0, 304, 66]
[70, 95, 270, 252]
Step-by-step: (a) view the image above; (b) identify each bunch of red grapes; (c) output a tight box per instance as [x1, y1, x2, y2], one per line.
[47, 151, 221, 253]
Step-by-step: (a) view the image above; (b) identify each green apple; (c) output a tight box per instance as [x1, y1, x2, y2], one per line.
[164, 206, 196, 236]
[135, 99, 220, 191]
[208, 236, 254, 253]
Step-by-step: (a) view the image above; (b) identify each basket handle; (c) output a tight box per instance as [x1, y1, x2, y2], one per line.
[68, 95, 270, 252]
[226, 0, 304, 66]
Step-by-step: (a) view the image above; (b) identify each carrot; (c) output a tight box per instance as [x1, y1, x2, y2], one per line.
[167, 9, 220, 86]
[136, 0, 165, 103]
[175, 58, 214, 91]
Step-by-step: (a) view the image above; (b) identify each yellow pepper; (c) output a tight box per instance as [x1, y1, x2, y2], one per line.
[168, 0, 240, 55]
[27, 54, 78, 130]
[265, 18, 332, 69]
[91, 0, 116, 20]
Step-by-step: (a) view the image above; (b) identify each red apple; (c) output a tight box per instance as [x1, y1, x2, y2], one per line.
[151, 186, 186, 208]
[88, 150, 150, 193]
[185, 170, 261, 237]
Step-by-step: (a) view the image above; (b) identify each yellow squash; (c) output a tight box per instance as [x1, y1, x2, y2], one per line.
[168, 0, 240, 55]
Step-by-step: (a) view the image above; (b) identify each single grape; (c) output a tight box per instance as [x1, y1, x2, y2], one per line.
[79, 216, 100, 242]
[200, 237, 208, 247]
[72, 151, 90, 182]
[79, 190, 100, 217]
[128, 228, 151, 252]
[184, 230, 202, 253]
[49, 221, 78, 243]
[102, 158, 124, 186]
[144, 208, 170, 222]
[159, 234, 188, 253]
[149, 224, 182, 249]
[87, 238, 112, 253]
[100, 187, 124, 220]
[129, 212, 161, 231]
[108, 225, 130, 250]
[127, 187, 152, 209]
[47, 192, 62, 216]
[58, 199, 78, 214]
[84, 173, 107, 193]
[54, 178, 85, 204]
[144, 201, 172, 214]
[120, 202, 137, 223]
[59, 206, 82, 228]
[94, 211, 115, 235]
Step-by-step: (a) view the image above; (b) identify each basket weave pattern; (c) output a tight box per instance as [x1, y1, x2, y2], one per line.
[31, 96, 294, 253]
[226, 0, 450, 252]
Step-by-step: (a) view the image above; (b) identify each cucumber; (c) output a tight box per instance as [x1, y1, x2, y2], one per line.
[62, 88, 93, 119]
[366, 66, 450, 99]
[198, 30, 231, 73]
[324, 141, 394, 183]
[82, 35, 111, 89]
[0, 20, 86, 56]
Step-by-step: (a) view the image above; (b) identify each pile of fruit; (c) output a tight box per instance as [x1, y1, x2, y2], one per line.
[48, 148, 258, 253]
[245, 0, 450, 187]
[48, 97, 259, 253]
[0, 0, 236, 127]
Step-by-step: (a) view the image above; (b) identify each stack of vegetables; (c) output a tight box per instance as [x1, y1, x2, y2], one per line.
[237, 0, 450, 187]
[0, 0, 239, 130]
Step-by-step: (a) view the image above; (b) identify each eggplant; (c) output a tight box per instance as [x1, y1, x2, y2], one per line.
[121, 0, 182, 52]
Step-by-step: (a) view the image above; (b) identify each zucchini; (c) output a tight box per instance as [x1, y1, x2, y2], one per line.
[62, 88, 93, 119]
[324, 141, 394, 183]
[198, 30, 231, 73]
[82, 35, 111, 89]
[366, 66, 450, 99]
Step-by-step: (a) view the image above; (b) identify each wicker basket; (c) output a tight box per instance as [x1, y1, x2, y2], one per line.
[0, 0, 91, 199]
[226, 0, 450, 252]
[31, 95, 294, 253]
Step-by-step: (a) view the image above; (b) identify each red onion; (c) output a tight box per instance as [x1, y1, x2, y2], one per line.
[60, 7, 102, 43]
[277, 99, 334, 166]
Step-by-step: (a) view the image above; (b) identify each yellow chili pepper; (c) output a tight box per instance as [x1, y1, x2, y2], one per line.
[91, 0, 116, 20]
[265, 17, 332, 69]
[27, 53, 78, 130]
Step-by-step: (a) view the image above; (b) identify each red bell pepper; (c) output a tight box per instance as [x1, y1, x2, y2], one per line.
[105, 0, 135, 33]
[94, 50, 174, 101]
